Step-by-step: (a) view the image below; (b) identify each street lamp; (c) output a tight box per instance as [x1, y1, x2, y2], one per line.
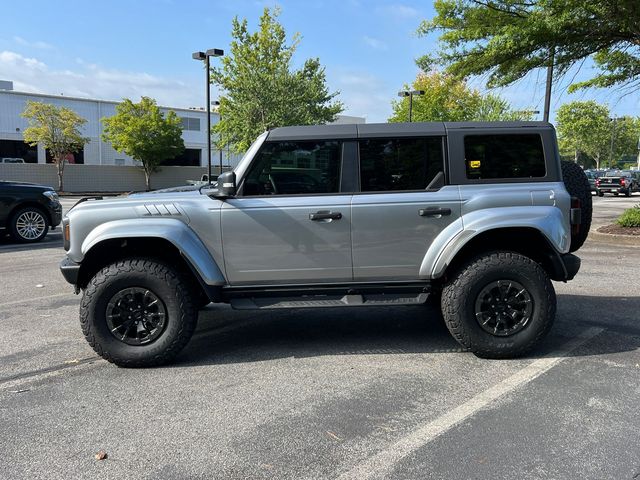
[397, 90, 425, 122]
[212, 100, 222, 176]
[192, 48, 224, 185]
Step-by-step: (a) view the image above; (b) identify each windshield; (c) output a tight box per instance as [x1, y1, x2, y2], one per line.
[235, 132, 268, 172]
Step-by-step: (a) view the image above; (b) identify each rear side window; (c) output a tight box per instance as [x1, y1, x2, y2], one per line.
[242, 140, 342, 196]
[359, 137, 444, 192]
[464, 134, 545, 180]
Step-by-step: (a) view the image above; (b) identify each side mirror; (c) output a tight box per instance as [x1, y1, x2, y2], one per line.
[215, 171, 236, 198]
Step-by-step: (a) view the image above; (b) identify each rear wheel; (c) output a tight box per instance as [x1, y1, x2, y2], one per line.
[10, 206, 49, 243]
[561, 162, 592, 252]
[80, 258, 198, 367]
[441, 252, 556, 359]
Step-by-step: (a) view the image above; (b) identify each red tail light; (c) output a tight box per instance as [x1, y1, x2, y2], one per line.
[595, 178, 600, 187]
[620, 178, 626, 187]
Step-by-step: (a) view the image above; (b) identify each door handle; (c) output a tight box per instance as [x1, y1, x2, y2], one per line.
[309, 211, 342, 221]
[419, 207, 452, 218]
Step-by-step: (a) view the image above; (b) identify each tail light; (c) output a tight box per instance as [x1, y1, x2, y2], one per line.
[595, 178, 600, 187]
[620, 178, 627, 187]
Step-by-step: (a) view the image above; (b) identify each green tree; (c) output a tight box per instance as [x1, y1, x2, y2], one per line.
[608, 117, 640, 168]
[556, 101, 640, 169]
[417, 1, 640, 93]
[21, 101, 88, 191]
[556, 101, 611, 168]
[102, 97, 184, 191]
[389, 71, 532, 123]
[212, 7, 343, 153]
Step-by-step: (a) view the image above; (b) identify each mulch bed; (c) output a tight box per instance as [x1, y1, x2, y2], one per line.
[598, 224, 640, 236]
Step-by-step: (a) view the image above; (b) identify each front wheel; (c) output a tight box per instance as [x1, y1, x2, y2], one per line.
[441, 252, 556, 359]
[10, 206, 49, 243]
[80, 258, 198, 367]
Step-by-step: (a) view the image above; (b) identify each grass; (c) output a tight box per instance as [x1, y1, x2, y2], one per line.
[617, 205, 640, 227]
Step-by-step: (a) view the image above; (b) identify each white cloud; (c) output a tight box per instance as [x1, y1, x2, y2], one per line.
[13, 36, 54, 50]
[376, 4, 420, 20]
[362, 35, 388, 51]
[0, 50, 201, 108]
[331, 70, 393, 122]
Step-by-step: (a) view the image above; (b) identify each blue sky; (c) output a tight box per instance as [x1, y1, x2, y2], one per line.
[0, 0, 637, 123]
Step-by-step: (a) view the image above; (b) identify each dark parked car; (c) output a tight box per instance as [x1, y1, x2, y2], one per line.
[595, 170, 637, 197]
[584, 170, 598, 193]
[0, 181, 62, 242]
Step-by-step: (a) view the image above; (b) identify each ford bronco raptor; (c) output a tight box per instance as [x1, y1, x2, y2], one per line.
[60, 122, 592, 367]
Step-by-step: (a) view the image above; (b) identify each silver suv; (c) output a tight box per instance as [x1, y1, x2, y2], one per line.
[60, 122, 592, 367]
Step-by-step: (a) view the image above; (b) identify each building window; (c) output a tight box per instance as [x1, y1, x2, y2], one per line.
[114, 158, 125, 166]
[45, 148, 84, 165]
[0, 140, 38, 163]
[179, 117, 201, 131]
[162, 148, 202, 166]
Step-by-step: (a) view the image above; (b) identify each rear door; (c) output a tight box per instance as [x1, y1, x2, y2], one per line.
[221, 139, 353, 285]
[351, 135, 462, 281]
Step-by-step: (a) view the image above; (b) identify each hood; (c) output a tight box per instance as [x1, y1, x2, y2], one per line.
[0, 180, 54, 191]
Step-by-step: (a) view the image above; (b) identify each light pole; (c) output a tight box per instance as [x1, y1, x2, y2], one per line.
[212, 100, 222, 176]
[398, 90, 425, 122]
[192, 48, 224, 185]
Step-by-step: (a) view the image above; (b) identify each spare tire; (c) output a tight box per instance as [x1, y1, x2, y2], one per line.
[561, 161, 592, 252]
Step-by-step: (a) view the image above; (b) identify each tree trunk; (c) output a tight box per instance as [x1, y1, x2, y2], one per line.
[595, 155, 600, 170]
[574, 149, 579, 163]
[56, 156, 65, 191]
[144, 167, 151, 191]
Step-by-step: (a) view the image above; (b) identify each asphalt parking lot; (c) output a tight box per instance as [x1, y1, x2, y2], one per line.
[0, 195, 639, 480]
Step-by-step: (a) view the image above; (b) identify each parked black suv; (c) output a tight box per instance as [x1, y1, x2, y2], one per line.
[0, 181, 62, 243]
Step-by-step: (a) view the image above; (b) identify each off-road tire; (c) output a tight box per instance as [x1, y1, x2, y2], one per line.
[561, 161, 592, 252]
[80, 258, 198, 367]
[10, 206, 49, 243]
[441, 252, 556, 359]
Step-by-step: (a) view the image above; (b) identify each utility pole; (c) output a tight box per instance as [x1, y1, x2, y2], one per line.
[543, 49, 554, 123]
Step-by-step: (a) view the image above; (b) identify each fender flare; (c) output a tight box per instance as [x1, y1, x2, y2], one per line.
[81, 218, 226, 286]
[421, 206, 570, 279]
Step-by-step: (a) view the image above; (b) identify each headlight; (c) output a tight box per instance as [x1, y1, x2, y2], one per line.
[43, 190, 59, 202]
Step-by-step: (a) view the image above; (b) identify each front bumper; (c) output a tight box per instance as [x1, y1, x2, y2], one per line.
[49, 202, 63, 228]
[60, 256, 80, 285]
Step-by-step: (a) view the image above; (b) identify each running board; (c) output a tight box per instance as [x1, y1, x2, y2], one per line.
[230, 293, 429, 310]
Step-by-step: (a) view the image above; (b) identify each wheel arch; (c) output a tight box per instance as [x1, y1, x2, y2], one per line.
[77, 236, 223, 302]
[432, 227, 570, 283]
[8, 201, 51, 225]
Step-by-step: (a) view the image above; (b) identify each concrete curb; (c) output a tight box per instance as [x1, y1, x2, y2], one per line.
[588, 227, 640, 246]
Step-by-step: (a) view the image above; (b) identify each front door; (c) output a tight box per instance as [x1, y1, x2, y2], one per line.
[221, 139, 353, 285]
[351, 136, 462, 281]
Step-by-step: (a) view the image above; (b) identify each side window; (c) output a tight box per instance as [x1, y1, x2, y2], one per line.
[464, 134, 545, 180]
[242, 140, 342, 196]
[359, 137, 444, 192]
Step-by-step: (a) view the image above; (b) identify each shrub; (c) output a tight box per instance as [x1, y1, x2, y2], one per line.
[617, 205, 640, 227]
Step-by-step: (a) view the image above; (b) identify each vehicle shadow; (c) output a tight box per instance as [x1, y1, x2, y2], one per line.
[0, 230, 63, 253]
[171, 294, 640, 367]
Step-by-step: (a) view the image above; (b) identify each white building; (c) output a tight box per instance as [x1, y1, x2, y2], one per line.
[0, 81, 365, 169]
[0, 81, 241, 168]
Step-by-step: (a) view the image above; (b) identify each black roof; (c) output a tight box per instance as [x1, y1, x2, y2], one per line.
[266, 121, 553, 141]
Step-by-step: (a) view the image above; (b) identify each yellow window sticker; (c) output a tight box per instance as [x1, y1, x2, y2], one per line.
[469, 160, 481, 169]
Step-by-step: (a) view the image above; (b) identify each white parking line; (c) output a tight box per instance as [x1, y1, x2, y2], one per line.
[337, 327, 604, 480]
